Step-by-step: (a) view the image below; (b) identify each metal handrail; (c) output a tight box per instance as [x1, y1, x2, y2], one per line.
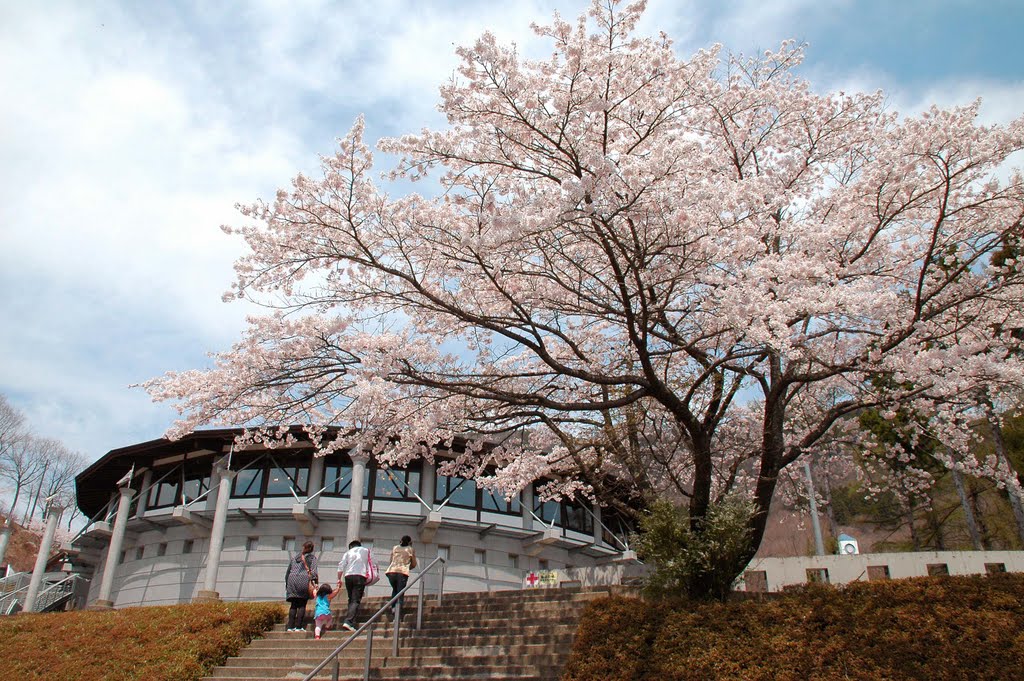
[34, 573, 85, 611]
[301, 556, 447, 681]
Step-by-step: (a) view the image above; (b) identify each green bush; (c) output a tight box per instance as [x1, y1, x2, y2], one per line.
[634, 497, 755, 601]
[563, 574, 1024, 681]
[0, 601, 283, 681]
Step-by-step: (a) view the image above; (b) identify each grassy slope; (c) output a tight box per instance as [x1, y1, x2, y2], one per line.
[0, 601, 283, 681]
[563, 574, 1024, 681]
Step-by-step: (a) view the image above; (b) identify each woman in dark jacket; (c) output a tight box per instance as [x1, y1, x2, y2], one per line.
[285, 541, 318, 632]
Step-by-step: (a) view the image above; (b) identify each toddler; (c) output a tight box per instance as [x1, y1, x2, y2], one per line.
[313, 582, 339, 639]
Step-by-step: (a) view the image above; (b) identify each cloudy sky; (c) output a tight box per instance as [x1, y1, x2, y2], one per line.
[1, 0, 1022, 463]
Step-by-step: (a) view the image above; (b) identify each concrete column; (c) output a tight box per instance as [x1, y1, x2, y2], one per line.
[420, 460, 437, 514]
[24, 503, 63, 612]
[206, 463, 223, 512]
[195, 467, 235, 602]
[92, 486, 135, 609]
[592, 505, 603, 545]
[522, 484, 534, 531]
[346, 450, 370, 545]
[135, 470, 153, 518]
[0, 522, 11, 570]
[307, 454, 325, 510]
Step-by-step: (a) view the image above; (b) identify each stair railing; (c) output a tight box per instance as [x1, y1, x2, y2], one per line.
[302, 556, 447, 681]
[34, 574, 87, 612]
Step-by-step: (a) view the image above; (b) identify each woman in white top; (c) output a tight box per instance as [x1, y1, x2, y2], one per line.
[385, 535, 417, 615]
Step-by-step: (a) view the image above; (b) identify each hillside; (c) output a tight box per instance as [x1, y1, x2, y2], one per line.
[0, 516, 42, 573]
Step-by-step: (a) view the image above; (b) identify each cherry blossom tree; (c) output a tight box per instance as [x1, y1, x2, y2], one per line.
[144, 0, 1024, 595]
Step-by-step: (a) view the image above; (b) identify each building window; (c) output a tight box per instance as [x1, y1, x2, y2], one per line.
[232, 467, 265, 499]
[926, 563, 949, 577]
[374, 466, 421, 501]
[474, 550, 486, 565]
[509, 554, 519, 569]
[321, 537, 335, 552]
[181, 472, 210, 504]
[538, 559, 549, 571]
[806, 568, 829, 584]
[744, 570, 768, 592]
[118, 551, 126, 565]
[867, 565, 890, 581]
[985, 563, 1006, 574]
[182, 539, 194, 555]
[324, 461, 355, 498]
[147, 476, 180, 510]
[563, 498, 594, 534]
[147, 466, 211, 509]
[481, 487, 522, 515]
[135, 546, 145, 561]
[437, 545, 450, 561]
[157, 543, 167, 557]
[435, 475, 477, 508]
[265, 462, 310, 497]
[246, 537, 259, 552]
[533, 493, 561, 527]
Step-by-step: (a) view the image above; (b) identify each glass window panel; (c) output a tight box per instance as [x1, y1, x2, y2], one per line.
[324, 464, 352, 497]
[407, 470, 421, 499]
[182, 475, 210, 503]
[232, 467, 264, 498]
[375, 469, 404, 499]
[564, 502, 594, 534]
[149, 480, 179, 509]
[292, 466, 309, 496]
[437, 475, 476, 508]
[265, 466, 294, 497]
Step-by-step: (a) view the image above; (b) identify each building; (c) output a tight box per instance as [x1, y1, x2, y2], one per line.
[69, 428, 637, 608]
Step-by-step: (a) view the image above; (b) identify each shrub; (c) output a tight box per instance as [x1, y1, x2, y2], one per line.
[0, 601, 283, 681]
[562, 574, 1024, 681]
[634, 497, 755, 601]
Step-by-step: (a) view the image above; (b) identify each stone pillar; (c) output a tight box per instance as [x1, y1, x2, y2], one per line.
[522, 484, 534, 531]
[0, 522, 11, 570]
[24, 503, 63, 612]
[92, 485, 135, 609]
[307, 454, 325, 510]
[195, 466, 235, 602]
[346, 450, 370, 545]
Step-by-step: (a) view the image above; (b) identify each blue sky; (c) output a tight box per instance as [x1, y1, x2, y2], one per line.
[1, 0, 1022, 463]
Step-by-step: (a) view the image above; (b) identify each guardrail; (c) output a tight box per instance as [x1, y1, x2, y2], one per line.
[301, 556, 447, 681]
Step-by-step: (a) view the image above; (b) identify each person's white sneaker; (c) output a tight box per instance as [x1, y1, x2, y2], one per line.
[342, 622, 356, 631]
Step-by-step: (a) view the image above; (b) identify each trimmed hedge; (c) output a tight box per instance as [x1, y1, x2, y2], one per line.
[0, 600, 283, 681]
[563, 574, 1024, 681]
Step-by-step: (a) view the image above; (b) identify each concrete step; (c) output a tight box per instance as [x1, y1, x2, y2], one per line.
[203, 590, 592, 681]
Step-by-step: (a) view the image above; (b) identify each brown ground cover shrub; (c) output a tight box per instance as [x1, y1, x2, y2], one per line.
[0, 600, 283, 681]
[562, 574, 1024, 681]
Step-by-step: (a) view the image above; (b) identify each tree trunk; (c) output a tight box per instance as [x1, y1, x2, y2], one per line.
[25, 460, 49, 525]
[951, 468, 983, 550]
[820, 471, 840, 544]
[907, 501, 921, 551]
[968, 480, 992, 549]
[986, 408, 1024, 545]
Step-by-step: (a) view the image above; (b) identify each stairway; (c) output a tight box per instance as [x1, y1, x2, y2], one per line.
[201, 588, 605, 681]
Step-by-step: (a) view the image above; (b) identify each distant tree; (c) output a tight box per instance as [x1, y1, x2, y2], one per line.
[0, 436, 45, 524]
[144, 0, 1024, 597]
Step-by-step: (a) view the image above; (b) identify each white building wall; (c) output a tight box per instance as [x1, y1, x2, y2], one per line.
[740, 550, 1024, 592]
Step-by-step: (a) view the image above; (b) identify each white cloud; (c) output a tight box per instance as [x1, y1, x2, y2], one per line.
[0, 0, 1021, 465]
